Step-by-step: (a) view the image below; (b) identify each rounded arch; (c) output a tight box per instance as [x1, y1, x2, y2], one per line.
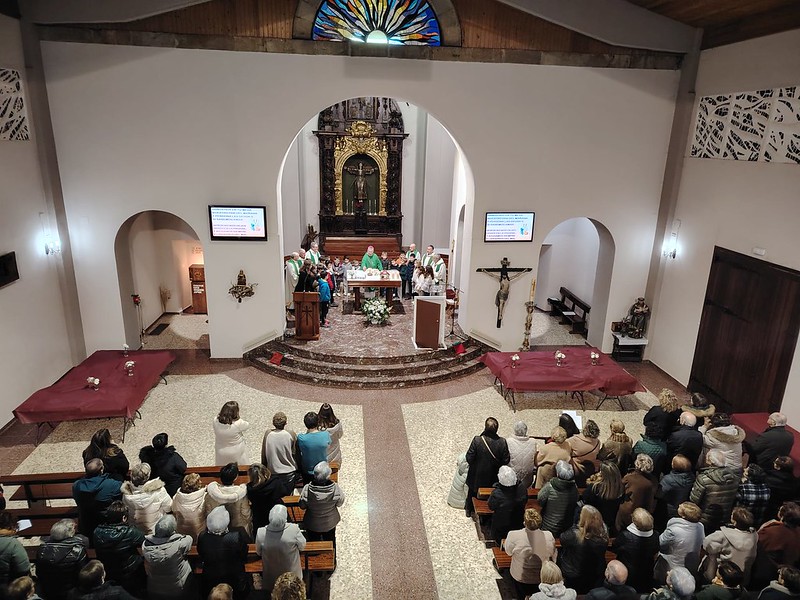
[114, 210, 203, 348]
[293, 0, 462, 47]
[534, 217, 615, 348]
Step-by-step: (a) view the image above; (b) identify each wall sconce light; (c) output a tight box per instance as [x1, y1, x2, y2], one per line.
[44, 235, 62, 255]
[662, 219, 681, 260]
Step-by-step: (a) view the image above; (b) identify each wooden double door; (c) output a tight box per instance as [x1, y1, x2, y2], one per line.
[689, 247, 800, 414]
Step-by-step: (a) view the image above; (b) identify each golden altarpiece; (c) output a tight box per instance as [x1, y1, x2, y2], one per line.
[314, 98, 408, 249]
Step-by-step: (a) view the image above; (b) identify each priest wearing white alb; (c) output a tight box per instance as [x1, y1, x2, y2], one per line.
[307, 242, 321, 265]
[285, 252, 303, 309]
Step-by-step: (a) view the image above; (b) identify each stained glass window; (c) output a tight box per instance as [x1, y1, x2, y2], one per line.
[312, 0, 441, 46]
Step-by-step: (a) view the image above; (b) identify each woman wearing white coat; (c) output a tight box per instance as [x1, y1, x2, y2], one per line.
[120, 462, 172, 535]
[213, 401, 250, 466]
[171, 473, 207, 543]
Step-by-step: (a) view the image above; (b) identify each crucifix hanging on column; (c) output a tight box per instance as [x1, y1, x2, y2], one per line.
[476, 257, 532, 328]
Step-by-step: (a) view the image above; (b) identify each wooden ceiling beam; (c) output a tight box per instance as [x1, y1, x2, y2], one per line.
[703, 3, 800, 48]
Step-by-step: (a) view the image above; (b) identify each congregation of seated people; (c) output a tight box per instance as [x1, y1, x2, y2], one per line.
[0, 401, 345, 600]
[453, 392, 800, 600]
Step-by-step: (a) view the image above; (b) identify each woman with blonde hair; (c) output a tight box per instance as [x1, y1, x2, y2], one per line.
[644, 388, 683, 440]
[535, 427, 572, 488]
[171, 473, 207, 543]
[529, 562, 577, 600]
[214, 401, 250, 465]
[599, 419, 633, 474]
[557, 505, 609, 593]
[505, 508, 558, 598]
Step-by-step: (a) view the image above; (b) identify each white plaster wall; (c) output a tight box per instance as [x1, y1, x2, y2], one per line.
[421, 117, 456, 250]
[41, 43, 678, 358]
[281, 135, 303, 254]
[400, 102, 423, 246]
[129, 213, 162, 330]
[648, 29, 800, 425]
[535, 218, 600, 312]
[0, 15, 73, 423]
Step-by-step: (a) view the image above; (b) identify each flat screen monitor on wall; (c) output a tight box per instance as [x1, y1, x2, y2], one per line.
[208, 205, 267, 241]
[0, 251, 20, 288]
[484, 212, 535, 242]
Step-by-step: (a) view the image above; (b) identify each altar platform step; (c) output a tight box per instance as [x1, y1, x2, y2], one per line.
[245, 338, 488, 389]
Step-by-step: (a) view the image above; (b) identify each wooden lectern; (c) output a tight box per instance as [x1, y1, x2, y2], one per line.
[293, 292, 320, 341]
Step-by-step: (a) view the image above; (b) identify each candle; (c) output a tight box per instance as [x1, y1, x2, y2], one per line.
[529, 278, 536, 302]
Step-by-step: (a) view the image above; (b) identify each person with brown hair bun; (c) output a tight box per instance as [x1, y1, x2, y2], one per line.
[504, 508, 558, 600]
[600, 419, 633, 474]
[82, 428, 129, 481]
[214, 401, 250, 466]
[171, 473, 208, 543]
[535, 426, 572, 489]
[568, 420, 602, 487]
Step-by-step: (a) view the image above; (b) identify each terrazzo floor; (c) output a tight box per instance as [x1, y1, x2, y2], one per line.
[1, 311, 688, 600]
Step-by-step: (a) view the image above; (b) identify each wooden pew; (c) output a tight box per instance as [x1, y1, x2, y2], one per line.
[492, 537, 616, 572]
[547, 286, 591, 337]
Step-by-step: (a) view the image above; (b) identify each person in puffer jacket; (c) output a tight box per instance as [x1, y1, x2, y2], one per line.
[691, 449, 741, 533]
[205, 462, 252, 540]
[446, 453, 469, 508]
[702, 413, 746, 472]
[299, 461, 345, 548]
[142, 514, 194, 600]
[120, 462, 172, 535]
[36, 518, 88, 600]
[171, 473, 208, 543]
[92, 501, 146, 597]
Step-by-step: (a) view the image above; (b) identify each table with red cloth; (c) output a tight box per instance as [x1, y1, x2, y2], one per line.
[14, 350, 176, 442]
[731, 412, 800, 476]
[480, 346, 646, 411]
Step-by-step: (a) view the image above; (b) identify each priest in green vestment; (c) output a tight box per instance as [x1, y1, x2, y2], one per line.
[361, 245, 383, 269]
[284, 251, 303, 309]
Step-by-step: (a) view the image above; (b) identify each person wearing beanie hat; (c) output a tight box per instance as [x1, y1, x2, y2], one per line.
[488, 465, 528, 543]
[197, 506, 250, 600]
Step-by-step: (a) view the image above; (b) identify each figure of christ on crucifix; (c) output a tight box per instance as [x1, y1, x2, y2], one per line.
[476, 257, 532, 328]
[344, 161, 376, 214]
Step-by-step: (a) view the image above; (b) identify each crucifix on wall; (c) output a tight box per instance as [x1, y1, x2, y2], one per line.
[476, 257, 533, 328]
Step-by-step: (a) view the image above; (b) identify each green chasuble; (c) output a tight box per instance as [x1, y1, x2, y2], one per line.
[361, 252, 383, 269]
[289, 259, 302, 275]
[406, 250, 420, 261]
[422, 253, 435, 267]
[307, 250, 320, 264]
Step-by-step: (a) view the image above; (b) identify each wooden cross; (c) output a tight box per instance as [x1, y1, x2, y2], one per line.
[476, 257, 532, 328]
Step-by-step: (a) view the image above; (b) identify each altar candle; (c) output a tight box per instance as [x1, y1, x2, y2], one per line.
[529, 278, 536, 302]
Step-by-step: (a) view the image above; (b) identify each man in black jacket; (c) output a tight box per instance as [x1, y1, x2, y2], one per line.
[36, 519, 88, 600]
[464, 417, 510, 517]
[92, 501, 145, 596]
[746, 412, 795, 471]
[667, 412, 704, 468]
[586, 560, 639, 600]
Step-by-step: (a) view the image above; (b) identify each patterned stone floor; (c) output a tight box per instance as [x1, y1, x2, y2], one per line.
[0, 313, 689, 600]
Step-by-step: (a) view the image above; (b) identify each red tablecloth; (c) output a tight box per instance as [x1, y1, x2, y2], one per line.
[480, 347, 646, 397]
[14, 350, 175, 424]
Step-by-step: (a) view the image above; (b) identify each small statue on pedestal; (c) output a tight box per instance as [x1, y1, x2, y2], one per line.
[621, 297, 650, 338]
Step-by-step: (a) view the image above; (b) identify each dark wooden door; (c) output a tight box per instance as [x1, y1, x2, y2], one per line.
[415, 299, 441, 349]
[688, 247, 800, 414]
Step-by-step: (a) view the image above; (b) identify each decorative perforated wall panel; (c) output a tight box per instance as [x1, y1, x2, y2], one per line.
[692, 86, 800, 165]
[0, 68, 29, 141]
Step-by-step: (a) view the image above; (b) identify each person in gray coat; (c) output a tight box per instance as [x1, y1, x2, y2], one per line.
[690, 449, 740, 534]
[255, 504, 306, 595]
[299, 461, 345, 548]
[655, 501, 705, 584]
[446, 453, 469, 509]
[142, 514, 194, 600]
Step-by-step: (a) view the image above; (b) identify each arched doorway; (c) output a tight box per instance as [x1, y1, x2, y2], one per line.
[114, 211, 208, 350]
[534, 217, 615, 347]
[276, 96, 475, 340]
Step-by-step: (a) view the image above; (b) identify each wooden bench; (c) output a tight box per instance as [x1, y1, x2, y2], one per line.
[547, 286, 591, 337]
[1, 462, 338, 538]
[492, 541, 616, 572]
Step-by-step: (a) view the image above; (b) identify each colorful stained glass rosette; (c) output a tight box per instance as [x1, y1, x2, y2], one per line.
[312, 0, 441, 46]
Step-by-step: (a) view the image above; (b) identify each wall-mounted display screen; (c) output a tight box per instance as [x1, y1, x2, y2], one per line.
[0, 251, 20, 288]
[208, 205, 267, 241]
[484, 212, 535, 242]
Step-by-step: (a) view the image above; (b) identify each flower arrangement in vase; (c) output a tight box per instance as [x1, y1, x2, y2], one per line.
[86, 377, 100, 390]
[511, 354, 520, 368]
[362, 297, 390, 326]
[590, 351, 600, 366]
[124, 360, 135, 376]
[554, 350, 566, 367]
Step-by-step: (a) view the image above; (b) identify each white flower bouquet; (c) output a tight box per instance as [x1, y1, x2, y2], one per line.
[362, 297, 390, 326]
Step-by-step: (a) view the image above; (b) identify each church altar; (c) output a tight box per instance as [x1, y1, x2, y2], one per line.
[347, 269, 401, 311]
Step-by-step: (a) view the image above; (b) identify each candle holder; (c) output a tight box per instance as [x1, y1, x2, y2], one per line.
[554, 350, 566, 367]
[124, 360, 135, 377]
[511, 354, 520, 369]
[590, 351, 600, 366]
[122, 344, 129, 357]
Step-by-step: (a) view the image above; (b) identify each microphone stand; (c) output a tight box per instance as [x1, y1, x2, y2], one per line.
[446, 286, 466, 339]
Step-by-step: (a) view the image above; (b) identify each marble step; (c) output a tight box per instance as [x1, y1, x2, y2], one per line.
[267, 345, 485, 376]
[249, 354, 487, 389]
[248, 338, 483, 366]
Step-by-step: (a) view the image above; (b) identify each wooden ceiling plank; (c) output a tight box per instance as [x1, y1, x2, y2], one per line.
[703, 3, 800, 48]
